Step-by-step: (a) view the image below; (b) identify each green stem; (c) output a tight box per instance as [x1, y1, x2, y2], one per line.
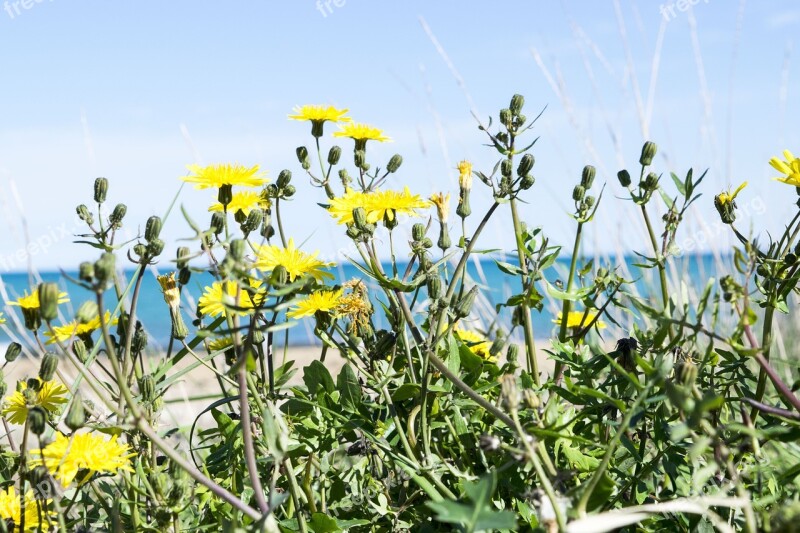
[641, 205, 669, 310]
[509, 197, 539, 383]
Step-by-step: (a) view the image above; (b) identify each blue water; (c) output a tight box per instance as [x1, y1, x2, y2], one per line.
[0, 253, 725, 348]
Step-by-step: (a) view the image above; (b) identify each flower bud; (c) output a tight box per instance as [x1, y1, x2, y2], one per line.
[270, 265, 288, 286]
[499, 108, 512, 127]
[421, 237, 433, 249]
[39, 352, 59, 382]
[639, 141, 658, 166]
[572, 185, 585, 202]
[147, 238, 165, 257]
[65, 391, 86, 431]
[387, 154, 403, 173]
[94, 252, 116, 288]
[283, 184, 296, 198]
[500, 159, 513, 178]
[499, 374, 520, 412]
[94, 177, 108, 203]
[412, 223, 426, 242]
[427, 276, 441, 300]
[109, 203, 127, 228]
[176, 247, 191, 269]
[78, 262, 94, 283]
[132, 323, 147, 354]
[296, 146, 310, 167]
[351, 207, 369, 232]
[0, 375, 6, 400]
[140, 375, 156, 403]
[5, 343, 21, 363]
[241, 208, 263, 234]
[75, 301, 99, 324]
[76, 204, 93, 225]
[517, 154, 534, 176]
[145, 216, 163, 242]
[28, 406, 47, 435]
[373, 330, 397, 359]
[454, 286, 478, 318]
[523, 389, 540, 410]
[714, 193, 737, 224]
[584, 196, 596, 209]
[133, 243, 147, 258]
[73, 338, 88, 363]
[581, 165, 596, 189]
[210, 212, 225, 235]
[37, 283, 60, 323]
[229, 239, 247, 261]
[457, 189, 471, 219]
[642, 172, 659, 191]
[277, 170, 292, 189]
[617, 169, 632, 187]
[327, 146, 342, 166]
[510, 94, 525, 115]
[520, 174, 535, 190]
[506, 344, 519, 365]
[437, 224, 451, 251]
[354, 150, 368, 170]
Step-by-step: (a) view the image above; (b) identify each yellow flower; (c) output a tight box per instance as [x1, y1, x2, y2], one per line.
[287, 289, 344, 319]
[455, 328, 495, 363]
[33, 432, 134, 486]
[8, 289, 68, 310]
[208, 337, 234, 353]
[209, 190, 271, 216]
[289, 105, 351, 125]
[555, 310, 606, 330]
[44, 311, 115, 344]
[715, 181, 747, 208]
[337, 280, 372, 333]
[457, 160, 473, 190]
[3, 379, 69, 425]
[333, 122, 391, 143]
[254, 238, 334, 282]
[327, 189, 370, 225]
[363, 187, 429, 224]
[770, 150, 800, 186]
[198, 280, 258, 318]
[0, 486, 51, 531]
[182, 163, 266, 190]
[430, 192, 451, 223]
[157, 272, 180, 309]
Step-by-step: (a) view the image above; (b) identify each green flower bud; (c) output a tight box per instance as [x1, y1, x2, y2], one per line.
[39, 352, 58, 381]
[229, 239, 247, 261]
[354, 150, 367, 170]
[338, 168, 353, 188]
[327, 146, 342, 166]
[352, 207, 369, 232]
[65, 391, 86, 431]
[499, 108, 512, 127]
[520, 174, 535, 190]
[617, 169, 632, 187]
[510, 94, 525, 115]
[76, 301, 99, 324]
[270, 265, 288, 286]
[506, 344, 519, 365]
[265, 183, 279, 198]
[176, 247, 191, 269]
[283, 184, 296, 198]
[145, 216, 163, 242]
[437, 224, 451, 251]
[454, 286, 478, 319]
[786, 253, 797, 266]
[642, 172, 659, 191]
[572, 185, 585, 202]
[73, 338, 88, 363]
[140, 375, 156, 403]
[522, 389, 540, 410]
[37, 283, 60, 323]
[210, 212, 225, 235]
[584, 195, 596, 209]
[345, 226, 360, 240]
[147, 238, 165, 257]
[277, 170, 292, 189]
[28, 406, 47, 435]
[427, 276, 441, 300]
[5, 343, 21, 363]
[94, 252, 116, 288]
[109, 203, 127, 228]
[639, 141, 658, 166]
[517, 154, 534, 176]
[94, 177, 108, 204]
[500, 159, 513, 178]
[387, 154, 403, 173]
[421, 237, 433, 249]
[581, 165, 596, 189]
[76, 204, 93, 225]
[457, 189, 471, 219]
[133, 243, 147, 258]
[0, 375, 6, 400]
[296, 145, 309, 164]
[260, 220, 275, 240]
[383, 211, 399, 230]
[132, 322, 148, 354]
[78, 262, 94, 283]
[241, 208, 263, 234]
[412, 223, 426, 242]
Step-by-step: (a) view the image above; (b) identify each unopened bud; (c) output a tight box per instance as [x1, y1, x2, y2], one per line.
[270, 265, 288, 286]
[296, 146, 309, 166]
[581, 165, 596, 189]
[283, 184, 296, 198]
[354, 150, 368, 170]
[454, 286, 478, 318]
[76, 204, 93, 225]
[39, 353, 58, 382]
[617, 169, 632, 187]
[78, 262, 94, 283]
[572, 185, 585, 202]
[75, 301, 99, 324]
[426, 276, 441, 300]
[37, 283, 60, 323]
[412, 223, 426, 242]
[499, 108, 512, 127]
[94, 177, 108, 203]
[132, 323, 147, 354]
[65, 391, 86, 431]
[94, 252, 116, 288]
[327, 146, 342, 166]
[140, 375, 156, 403]
[523, 389, 540, 410]
[643, 172, 659, 191]
[241, 208, 263, 234]
[510, 94, 525, 115]
[517, 154, 535, 176]
[176, 247, 191, 269]
[73, 339, 88, 363]
[500, 159, 513, 178]
[457, 189, 471, 219]
[210, 212, 225, 235]
[639, 141, 658, 166]
[520, 174, 535, 190]
[109, 204, 127, 228]
[387, 154, 403, 173]
[506, 344, 519, 365]
[28, 406, 47, 435]
[5, 343, 21, 363]
[145, 216, 162, 242]
[147, 238, 165, 257]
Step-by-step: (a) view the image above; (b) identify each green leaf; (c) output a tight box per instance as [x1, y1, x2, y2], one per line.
[494, 260, 524, 276]
[308, 512, 341, 532]
[303, 360, 335, 396]
[392, 383, 421, 402]
[671, 171, 686, 196]
[336, 363, 361, 413]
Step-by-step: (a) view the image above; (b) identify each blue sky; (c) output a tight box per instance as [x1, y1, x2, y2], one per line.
[0, 1, 798, 272]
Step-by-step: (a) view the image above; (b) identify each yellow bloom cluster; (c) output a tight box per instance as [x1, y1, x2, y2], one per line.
[33, 432, 134, 486]
[182, 163, 266, 190]
[254, 238, 334, 282]
[44, 311, 115, 344]
[3, 379, 69, 425]
[0, 486, 50, 531]
[287, 289, 344, 319]
[327, 187, 429, 225]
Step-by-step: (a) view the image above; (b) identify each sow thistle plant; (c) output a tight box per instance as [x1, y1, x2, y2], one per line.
[0, 95, 799, 532]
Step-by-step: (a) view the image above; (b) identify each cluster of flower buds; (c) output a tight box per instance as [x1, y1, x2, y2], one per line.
[572, 165, 597, 220]
[133, 216, 164, 260]
[617, 141, 660, 205]
[410, 223, 434, 276]
[346, 207, 377, 242]
[296, 146, 311, 171]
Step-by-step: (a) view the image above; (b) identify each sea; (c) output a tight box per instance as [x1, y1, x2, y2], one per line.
[0, 253, 726, 350]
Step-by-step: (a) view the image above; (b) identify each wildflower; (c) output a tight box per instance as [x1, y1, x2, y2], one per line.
[208, 337, 234, 353]
[3, 379, 69, 425]
[8, 289, 69, 310]
[44, 311, 115, 344]
[430, 192, 451, 223]
[254, 238, 334, 282]
[714, 181, 747, 224]
[157, 272, 189, 339]
[0, 486, 50, 531]
[457, 160, 473, 191]
[770, 150, 800, 186]
[327, 189, 370, 225]
[287, 289, 344, 319]
[289, 105, 351, 137]
[333, 123, 391, 150]
[455, 328, 495, 362]
[33, 432, 134, 486]
[364, 187, 429, 224]
[182, 163, 266, 190]
[337, 279, 372, 333]
[554, 310, 606, 330]
[209, 190, 271, 216]
[198, 280, 258, 318]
